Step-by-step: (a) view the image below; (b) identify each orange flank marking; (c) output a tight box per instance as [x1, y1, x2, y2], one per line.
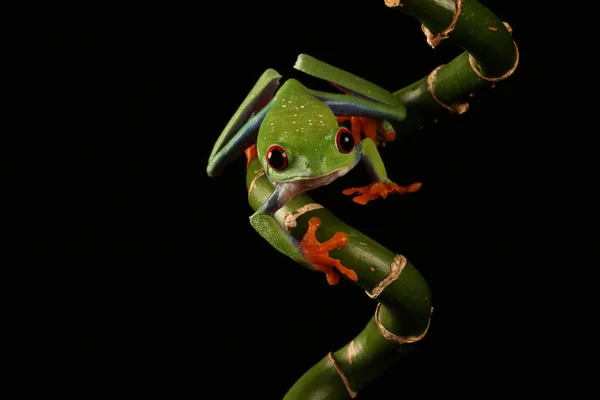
[330, 82, 351, 95]
[335, 116, 396, 146]
[244, 144, 257, 170]
[300, 217, 357, 285]
[336, 116, 352, 125]
[332, 85, 397, 146]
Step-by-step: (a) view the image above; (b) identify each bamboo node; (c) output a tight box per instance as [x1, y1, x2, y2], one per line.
[384, 0, 403, 7]
[469, 40, 519, 82]
[427, 65, 469, 114]
[366, 254, 406, 299]
[328, 352, 357, 398]
[248, 168, 265, 195]
[347, 340, 357, 365]
[375, 304, 433, 344]
[284, 203, 324, 230]
[421, 0, 463, 48]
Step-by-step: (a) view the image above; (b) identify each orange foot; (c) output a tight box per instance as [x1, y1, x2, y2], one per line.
[342, 181, 422, 205]
[300, 217, 358, 285]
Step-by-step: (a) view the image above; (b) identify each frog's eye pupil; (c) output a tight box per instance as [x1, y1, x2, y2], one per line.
[336, 128, 354, 154]
[266, 145, 288, 170]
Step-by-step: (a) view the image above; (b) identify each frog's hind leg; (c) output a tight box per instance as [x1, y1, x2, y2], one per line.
[294, 53, 400, 106]
[295, 54, 400, 146]
[207, 68, 281, 177]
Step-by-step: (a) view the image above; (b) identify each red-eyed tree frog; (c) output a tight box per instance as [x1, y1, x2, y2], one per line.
[207, 54, 421, 285]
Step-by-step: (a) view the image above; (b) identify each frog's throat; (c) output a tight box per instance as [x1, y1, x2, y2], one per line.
[273, 165, 353, 198]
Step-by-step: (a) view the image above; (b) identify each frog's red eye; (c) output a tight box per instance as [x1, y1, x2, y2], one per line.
[336, 127, 354, 154]
[266, 145, 288, 170]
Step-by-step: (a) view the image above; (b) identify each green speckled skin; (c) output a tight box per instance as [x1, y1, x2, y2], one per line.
[257, 79, 357, 183]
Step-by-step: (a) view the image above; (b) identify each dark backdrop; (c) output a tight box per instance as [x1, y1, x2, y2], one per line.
[21, 1, 596, 398]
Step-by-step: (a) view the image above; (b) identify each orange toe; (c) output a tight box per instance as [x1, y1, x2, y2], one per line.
[343, 181, 422, 204]
[388, 182, 422, 194]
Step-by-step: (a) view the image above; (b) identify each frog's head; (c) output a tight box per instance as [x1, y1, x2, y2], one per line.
[257, 79, 359, 189]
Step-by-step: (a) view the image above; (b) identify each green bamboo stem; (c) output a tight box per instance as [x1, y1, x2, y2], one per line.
[241, 2, 518, 397]
[386, 0, 519, 133]
[246, 157, 432, 399]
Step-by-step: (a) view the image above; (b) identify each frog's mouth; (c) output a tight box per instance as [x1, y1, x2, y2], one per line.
[279, 165, 354, 191]
[269, 165, 354, 205]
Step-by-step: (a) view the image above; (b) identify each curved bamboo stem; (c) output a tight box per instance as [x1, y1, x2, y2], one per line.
[242, 1, 518, 397]
[387, 0, 519, 133]
[246, 158, 432, 399]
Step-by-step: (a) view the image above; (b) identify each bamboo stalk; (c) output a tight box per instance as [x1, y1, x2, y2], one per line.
[386, 0, 519, 133]
[241, 2, 518, 397]
[246, 158, 432, 399]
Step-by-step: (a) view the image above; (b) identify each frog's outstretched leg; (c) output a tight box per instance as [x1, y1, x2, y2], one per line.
[207, 68, 281, 177]
[343, 138, 422, 205]
[250, 184, 357, 285]
[297, 54, 399, 146]
[308, 89, 406, 123]
[294, 54, 400, 107]
[306, 85, 404, 146]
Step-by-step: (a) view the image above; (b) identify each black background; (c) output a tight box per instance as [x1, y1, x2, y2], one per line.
[20, 0, 596, 398]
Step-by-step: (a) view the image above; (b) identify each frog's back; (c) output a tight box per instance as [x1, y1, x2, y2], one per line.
[257, 79, 338, 157]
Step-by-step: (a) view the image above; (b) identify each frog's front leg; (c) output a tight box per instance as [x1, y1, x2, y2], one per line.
[343, 138, 422, 205]
[250, 184, 357, 285]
